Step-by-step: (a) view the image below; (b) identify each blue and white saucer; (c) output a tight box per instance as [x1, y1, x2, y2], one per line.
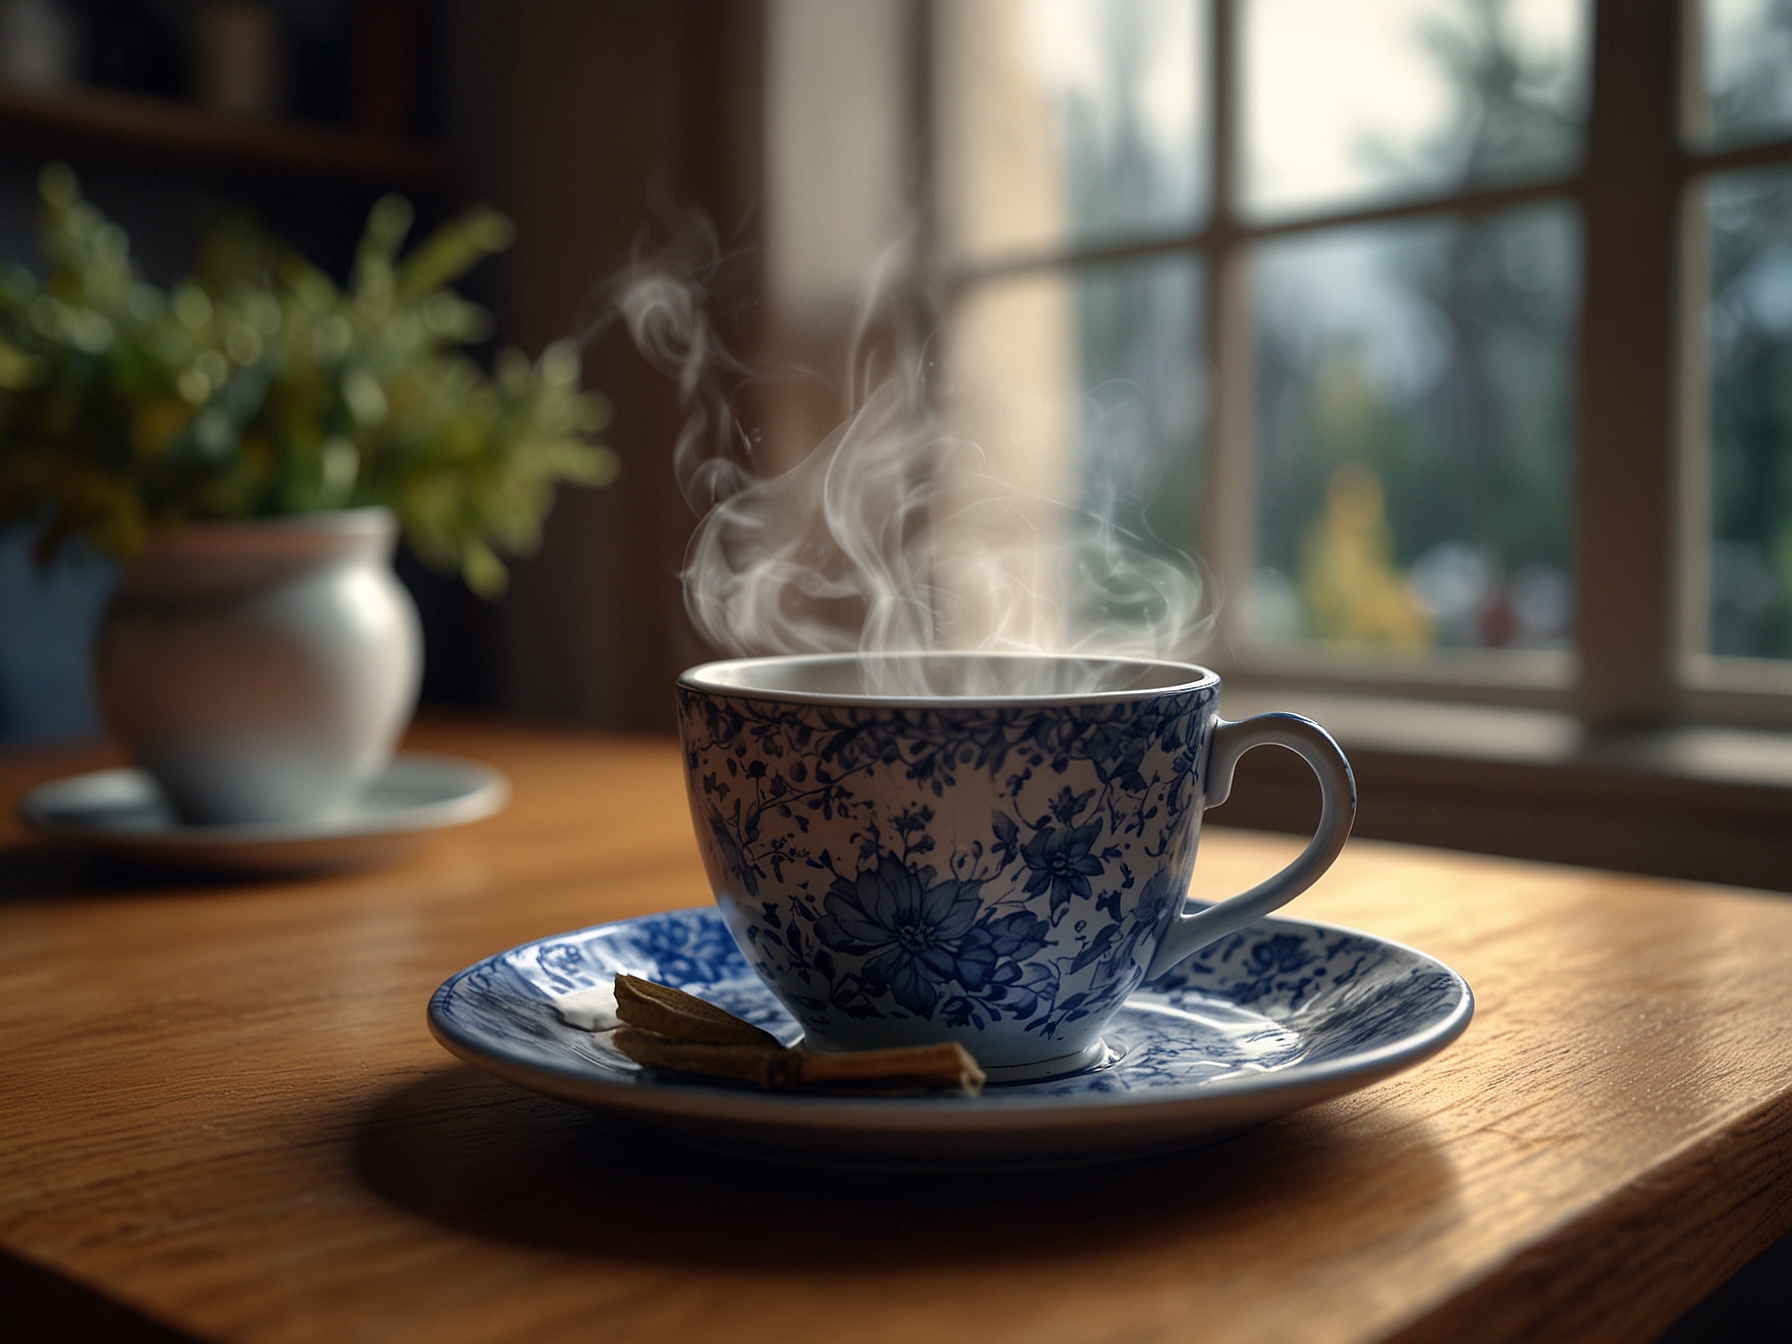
[429, 906, 1473, 1170]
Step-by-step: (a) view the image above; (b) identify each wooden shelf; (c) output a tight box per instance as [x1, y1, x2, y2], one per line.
[0, 83, 456, 189]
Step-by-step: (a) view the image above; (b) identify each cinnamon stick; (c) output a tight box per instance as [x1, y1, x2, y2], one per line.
[791, 1040, 986, 1094]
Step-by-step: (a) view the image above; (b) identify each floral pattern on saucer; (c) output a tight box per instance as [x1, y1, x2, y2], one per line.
[431, 905, 1472, 1106]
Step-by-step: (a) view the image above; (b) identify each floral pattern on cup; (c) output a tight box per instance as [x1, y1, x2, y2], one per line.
[676, 683, 1216, 1061]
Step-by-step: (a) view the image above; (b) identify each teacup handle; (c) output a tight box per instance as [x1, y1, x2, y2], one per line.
[1144, 713, 1356, 980]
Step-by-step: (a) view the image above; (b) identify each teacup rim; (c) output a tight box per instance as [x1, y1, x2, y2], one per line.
[678, 652, 1220, 707]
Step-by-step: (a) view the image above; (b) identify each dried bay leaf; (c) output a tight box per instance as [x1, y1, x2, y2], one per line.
[613, 974, 784, 1048]
[606, 976, 987, 1096]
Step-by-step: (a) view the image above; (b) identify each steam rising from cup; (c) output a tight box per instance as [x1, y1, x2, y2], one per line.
[603, 223, 1215, 697]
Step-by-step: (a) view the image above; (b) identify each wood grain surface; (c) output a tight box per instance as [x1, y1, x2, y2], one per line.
[3, 717, 1791, 1344]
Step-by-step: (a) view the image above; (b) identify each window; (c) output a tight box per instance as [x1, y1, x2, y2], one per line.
[929, 0, 1592, 700]
[870, 0, 1791, 730]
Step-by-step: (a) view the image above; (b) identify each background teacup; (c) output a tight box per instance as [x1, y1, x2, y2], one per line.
[676, 653, 1354, 1080]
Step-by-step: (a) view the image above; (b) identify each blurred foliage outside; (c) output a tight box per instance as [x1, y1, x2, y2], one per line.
[1252, 0, 1580, 653]
[1702, 0, 1792, 662]
[1701, 0, 1792, 149]
[0, 165, 616, 596]
[1709, 161, 1792, 659]
[1253, 203, 1578, 652]
[1300, 463, 1435, 647]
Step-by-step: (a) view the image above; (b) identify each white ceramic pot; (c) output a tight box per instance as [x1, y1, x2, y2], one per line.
[95, 508, 422, 825]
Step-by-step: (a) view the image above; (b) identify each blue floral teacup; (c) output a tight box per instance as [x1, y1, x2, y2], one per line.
[676, 653, 1355, 1080]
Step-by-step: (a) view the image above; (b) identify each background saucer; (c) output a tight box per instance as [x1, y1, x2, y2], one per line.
[429, 905, 1474, 1170]
[19, 753, 508, 873]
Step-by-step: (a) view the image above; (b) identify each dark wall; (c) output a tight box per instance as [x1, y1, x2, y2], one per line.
[452, 0, 764, 733]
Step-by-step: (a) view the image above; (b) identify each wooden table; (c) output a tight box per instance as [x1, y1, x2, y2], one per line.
[3, 718, 1791, 1344]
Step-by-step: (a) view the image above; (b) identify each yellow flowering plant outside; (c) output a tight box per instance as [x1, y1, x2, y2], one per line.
[0, 164, 615, 596]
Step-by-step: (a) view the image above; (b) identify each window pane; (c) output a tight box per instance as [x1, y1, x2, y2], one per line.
[1242, 0, 1589, 222]
[939, 254, 1206, 652]
[1706, 163, 1792, 660]
[1250, 203, 1579, 654]
[935, 0, 1207, 263]
[1693, 0, 1792, 149]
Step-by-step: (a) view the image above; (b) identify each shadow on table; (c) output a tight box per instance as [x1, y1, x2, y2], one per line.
[0, 842, 251, 901]
[354, 1064, 1460, 1268]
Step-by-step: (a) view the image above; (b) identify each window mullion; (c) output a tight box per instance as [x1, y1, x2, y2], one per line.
[1203, 0, 1253, 660]
[1573, 0, 1682, 729]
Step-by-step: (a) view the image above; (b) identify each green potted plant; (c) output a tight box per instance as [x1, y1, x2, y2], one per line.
[0, 165, 616, 825]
